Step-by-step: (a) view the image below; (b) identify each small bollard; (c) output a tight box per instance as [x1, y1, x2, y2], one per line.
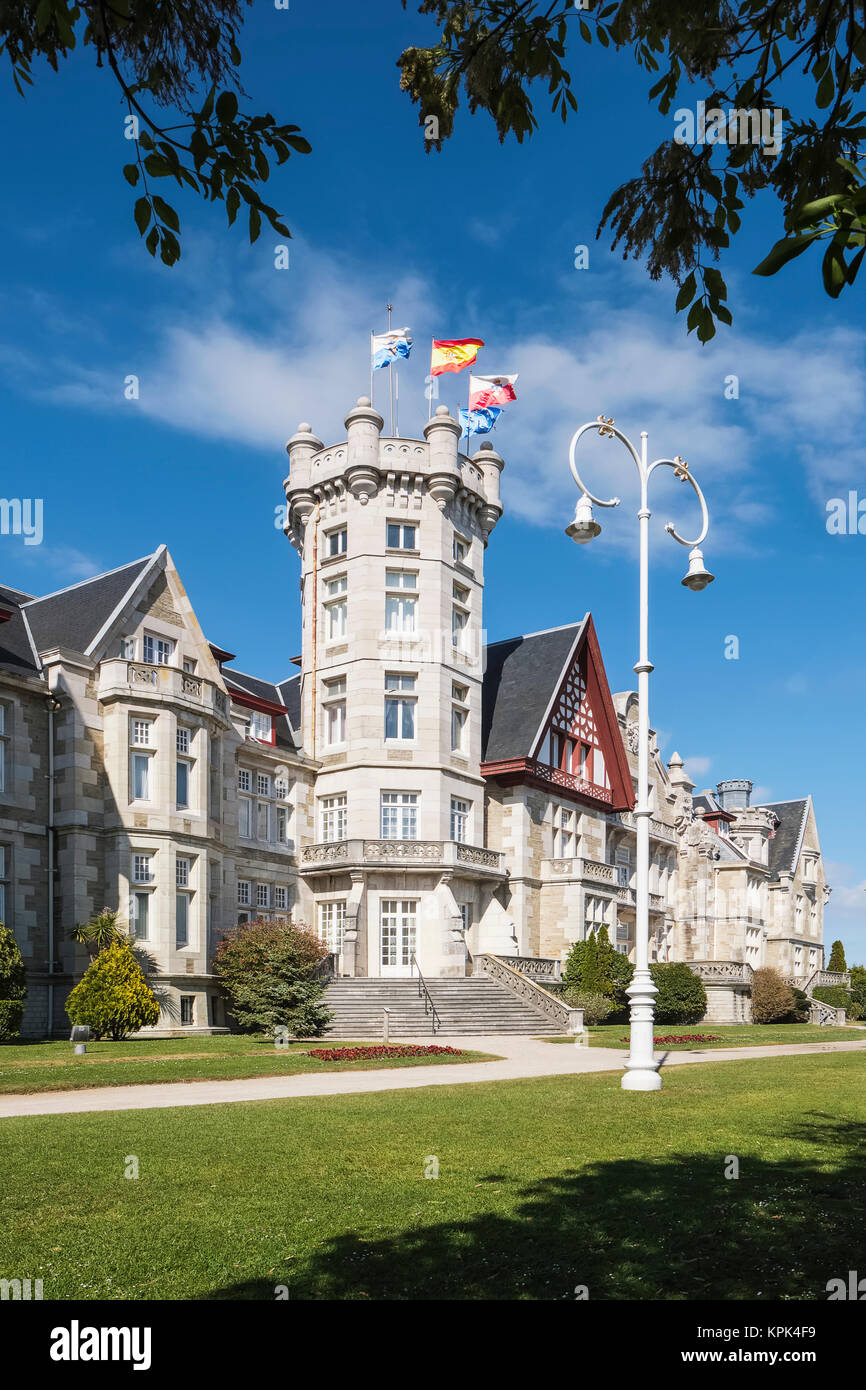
[382, 1007, 391, 1043]
[74, 1044, 86, 1055]
[573, 1029, 588, 1048]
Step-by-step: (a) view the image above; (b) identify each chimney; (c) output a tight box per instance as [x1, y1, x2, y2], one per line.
[716, 778, 753, 812]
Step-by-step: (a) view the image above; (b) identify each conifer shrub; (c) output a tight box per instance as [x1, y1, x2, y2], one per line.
[827, 940, 848, 972]
[0, 920, 27, 1041]
[66, 939, 160, 1040]
[750, 966, 796, 1024]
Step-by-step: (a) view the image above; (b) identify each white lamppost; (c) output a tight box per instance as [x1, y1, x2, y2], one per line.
[566, 415, 714, 1092]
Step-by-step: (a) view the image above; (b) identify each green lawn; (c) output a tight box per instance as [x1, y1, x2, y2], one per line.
[0, 1051, 863, 1300]
[0, 1035, 493, 1094]
[541, 1023, 865, 1049]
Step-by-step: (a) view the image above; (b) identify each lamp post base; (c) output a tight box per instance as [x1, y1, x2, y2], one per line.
[621, 968, 662, 1092]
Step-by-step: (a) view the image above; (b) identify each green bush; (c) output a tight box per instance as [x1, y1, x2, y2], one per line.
[649, 962, 707, 1025]
[563, 990, 614, 1025]
[847, 964, 866, 1015]
[213, 917, 333, 1036]
[562, 927, 633, 1005]
[66, 939, 160, 1040]
[827, 940, 848, 972]
[787, 987, 811, 1023]
[0, 920, 27, 1040]
[0, 999, 24, 1041]
[811, 985, 852, 1012]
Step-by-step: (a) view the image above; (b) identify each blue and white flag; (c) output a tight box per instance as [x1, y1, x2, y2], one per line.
[371, 328, 413, 370]
[459, 404, 501, 438]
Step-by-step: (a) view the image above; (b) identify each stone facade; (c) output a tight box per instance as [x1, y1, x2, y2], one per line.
[0, 399, 830, 1034]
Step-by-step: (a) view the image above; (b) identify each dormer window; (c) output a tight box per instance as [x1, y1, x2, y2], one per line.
[249, 710, 273, 743]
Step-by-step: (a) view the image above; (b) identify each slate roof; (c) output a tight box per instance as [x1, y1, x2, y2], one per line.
[481, 620, 587, 762]
[223, 668, 300, 752]
[277, 674, 301, 732]
[757, 798, 810, 879]
[21, 556, 156, 656]
[0, 587, 40, 677]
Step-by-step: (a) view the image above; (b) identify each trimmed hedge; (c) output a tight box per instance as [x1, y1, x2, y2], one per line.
[649, 962, 707, 1025]
[812, 985, 852, 1012]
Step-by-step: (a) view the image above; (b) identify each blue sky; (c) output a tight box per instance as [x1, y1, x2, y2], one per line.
[1, 2, 864, 953]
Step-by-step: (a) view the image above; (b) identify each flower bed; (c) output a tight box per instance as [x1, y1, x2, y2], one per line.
[620, 1033, 721, 1045]
[306, 1044, 465, 1061]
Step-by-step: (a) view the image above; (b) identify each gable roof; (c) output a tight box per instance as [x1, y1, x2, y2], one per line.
[481, 615, 634, 811]
[482, 622, 587, 763]
[223, 667, 300, 751]
[21, 555, 157, 656]
[0, 586, 41, 677]
[757, 798, 810, 879]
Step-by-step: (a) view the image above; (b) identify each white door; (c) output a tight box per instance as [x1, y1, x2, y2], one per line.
[380, 898, 417, 977]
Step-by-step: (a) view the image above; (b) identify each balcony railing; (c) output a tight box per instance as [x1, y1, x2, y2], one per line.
[300, 839, 503, 874]
[607, 809, 678, 843]
[544, 856, 665, 910]
[97, 658, 231, 723]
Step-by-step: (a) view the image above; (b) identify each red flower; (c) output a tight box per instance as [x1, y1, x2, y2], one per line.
[306, 1044, 463, 1061]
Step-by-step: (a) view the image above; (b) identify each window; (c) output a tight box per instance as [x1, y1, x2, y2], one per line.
[176, 893, 190, 948]
[453, 581, 470, 605]
[384, 673, 416, 740]
[323, 677, 347, 746]
[131, 719, 153, 747]
[176, 857, 190, 888]
[381, 791, 418, 840]
[143, 633, 174, 665]
[459, 902, 471, 933]
[133, 854, 153, 884]
[387, 522, 416, 550]
[176, 727, 190, 755]
[453, 533, 470, 564]
[0, 704, 6, 794]
[385, 571, 417, 636]
[275, 777, 290, 800]
[249, 710, 273, 743]
[584, 894, 611, 939]
[327, 526, 348, 557]
[176, 759, 190, 809]
[180, 995, 194, 1026]
[131, 753, 151, 801]
[452, 605, 469, 651]
[325, 574, 348, 641]
[320, 794, 347, 842]
[318, 901, 346, 952]
[275, 886, 288, 911]
[257, 801, 272, 842]
[0, 846, 8, 923]
[450, 797, 470, 843]
[238, 796, 252, 838]
[277, 804, 291, 845]
[237, 880, 251, 907]
[121, 637, 136, 659]
[183, 658, 197, 674]
[256, 773, 271, 797]
[451, 683, 469, 753]
[238, 768, 252, 793]
[256, 883, 271, 910]
[132, 892, 150, 940]
[552, 805, 576, 858]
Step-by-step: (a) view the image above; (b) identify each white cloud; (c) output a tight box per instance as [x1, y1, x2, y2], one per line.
[683, 755, 712, 778]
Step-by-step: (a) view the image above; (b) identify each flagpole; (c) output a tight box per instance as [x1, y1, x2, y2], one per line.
[428, 338, 434, 422]
[387, 301, 394, 436]
[369, 332, 374, 407]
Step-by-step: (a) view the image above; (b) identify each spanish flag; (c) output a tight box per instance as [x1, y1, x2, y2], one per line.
[430, 338, 484, 377]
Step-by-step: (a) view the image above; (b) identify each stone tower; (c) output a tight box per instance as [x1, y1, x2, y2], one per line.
[282, 399, 509, 977]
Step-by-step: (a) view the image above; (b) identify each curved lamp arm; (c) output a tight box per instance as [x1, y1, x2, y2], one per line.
[567, 418, 640, 508]
[648, 456, 710, 549]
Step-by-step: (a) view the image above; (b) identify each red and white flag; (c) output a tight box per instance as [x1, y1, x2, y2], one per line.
[469, 373, 518, 410]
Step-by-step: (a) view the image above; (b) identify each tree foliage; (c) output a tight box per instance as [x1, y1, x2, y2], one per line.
[399, 1, 866, 335]
[212, 917, 333, 1037]
[563, 926, 633, 1011]
[0, 1, 309, 264]
[0, 920, 27, 1041]
[66, 938, 160, 1040]
[827, 939, 848, 972]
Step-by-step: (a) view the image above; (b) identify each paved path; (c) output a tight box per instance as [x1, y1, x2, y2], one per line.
[0, 1036, 864, 1119]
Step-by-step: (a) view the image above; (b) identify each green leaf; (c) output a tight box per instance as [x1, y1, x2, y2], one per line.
[123, 164, 139, 187]
[249, 204, 262, 243]
[144, 154, 172, 178]
[152, 195, 179, 232]
[216, 90, 239, 123]
[753, 232, 822, 276]
[816, 69, 835, 110]
[226, 185, 241, 226]
[134, 197, 151, 236]
[145, 225, 159, 257]
[675, 272, 696, 311]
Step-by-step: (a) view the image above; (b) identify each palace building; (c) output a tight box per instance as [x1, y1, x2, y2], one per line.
[0, 396, 832, 1034]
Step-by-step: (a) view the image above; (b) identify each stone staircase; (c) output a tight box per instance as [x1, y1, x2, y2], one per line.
[324, 977, 562, 1037]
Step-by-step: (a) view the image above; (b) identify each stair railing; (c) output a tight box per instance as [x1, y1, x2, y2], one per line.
[411, 954, 442, 1034]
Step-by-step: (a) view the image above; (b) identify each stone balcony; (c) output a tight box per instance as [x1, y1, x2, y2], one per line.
[543, 855, 665, 911]
[300, 838, 504, 877]
[98, 659, 232, 725]
[607, 809, 678, 844]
